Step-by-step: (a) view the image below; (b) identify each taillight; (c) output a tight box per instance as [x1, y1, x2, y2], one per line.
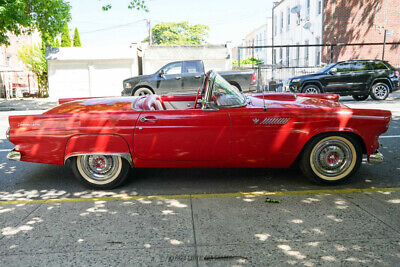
[251, 73, 256, 84]
[394, 70, 399, 78]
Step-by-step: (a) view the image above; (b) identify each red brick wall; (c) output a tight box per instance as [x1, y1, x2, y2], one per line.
[322, 0, 400, 67]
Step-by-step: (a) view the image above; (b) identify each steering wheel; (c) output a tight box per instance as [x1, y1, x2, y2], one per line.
[193, 87, 202, 109]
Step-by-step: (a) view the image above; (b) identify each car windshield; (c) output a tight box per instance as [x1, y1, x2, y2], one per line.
[210, 73, 246, 107]
[317, 63, 336, 73]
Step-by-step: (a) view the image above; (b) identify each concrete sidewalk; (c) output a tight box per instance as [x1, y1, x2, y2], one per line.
[0, 99, 57, 111]
[1, 190, 399, 266]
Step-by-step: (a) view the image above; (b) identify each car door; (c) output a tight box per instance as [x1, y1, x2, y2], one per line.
[322, 62, 354, 93]
[181, 61, 204, 92]
[155, 62, 183, 94]
[350, 61, 374, 93]
[134, 109, 231, 161]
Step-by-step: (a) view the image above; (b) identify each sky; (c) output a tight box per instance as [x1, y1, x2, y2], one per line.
[68, 0, 273, 47]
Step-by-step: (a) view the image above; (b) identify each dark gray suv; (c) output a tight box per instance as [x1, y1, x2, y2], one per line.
[289, 60, 399, 101]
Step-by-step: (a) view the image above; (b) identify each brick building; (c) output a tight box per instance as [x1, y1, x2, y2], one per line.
[273, 0, 400, 67]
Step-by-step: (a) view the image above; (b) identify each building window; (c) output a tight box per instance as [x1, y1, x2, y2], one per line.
[318, 1, 322, 15]
[307, 0, 311, 16]
[280, 11, 283, 33]
[286, 47, 290, 67]
[304, 40, 309, 66]
[296, 43, 300, 67]
[273, 49, 277, 65]
[287, 7, 290, 29]
[274, 15, 277, 36]
[279, 47, 283, 65]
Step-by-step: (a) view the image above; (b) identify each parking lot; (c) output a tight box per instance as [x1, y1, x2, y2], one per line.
[1, 93, 400, 266]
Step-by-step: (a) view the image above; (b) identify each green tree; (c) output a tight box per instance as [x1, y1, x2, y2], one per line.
[18, 43, 47, 96]
[73, 28, 81, 47]
[144, 22, 209, 45]
[54, 38, 60, 47]
[0, 0, 71, 45]
[61, 24, 71, 47]
[101, 0, 148, 11]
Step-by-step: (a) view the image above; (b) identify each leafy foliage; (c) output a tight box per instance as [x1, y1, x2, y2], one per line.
[144, 22, 209, 45]
[101, 0, 148, 11]
[233, 58, 263, 65]
[18, 43, 47, 96]
[61, 24, 71, 47]
[73, 27, 81, 47]
[0, 0, 71, 45]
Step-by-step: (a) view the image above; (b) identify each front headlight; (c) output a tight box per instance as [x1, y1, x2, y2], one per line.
[292, 78, 301, 83]
[124, 82, 132, 89]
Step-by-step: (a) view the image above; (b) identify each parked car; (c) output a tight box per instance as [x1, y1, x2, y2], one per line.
[122, 60, 255, 96]
[7, 71, 390, 189]
[288, 60, 399, 100]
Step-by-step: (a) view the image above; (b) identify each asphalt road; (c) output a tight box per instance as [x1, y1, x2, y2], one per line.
[1, 93, 400, 266]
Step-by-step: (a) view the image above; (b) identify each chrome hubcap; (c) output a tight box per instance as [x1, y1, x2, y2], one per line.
[79, 155, 120, 182]
[373, 85, 388, 99]
[304, 87, 319, 94]
[312, 139, 353, 177]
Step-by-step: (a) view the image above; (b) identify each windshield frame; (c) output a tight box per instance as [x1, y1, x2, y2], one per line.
[203, 71, 247, 110]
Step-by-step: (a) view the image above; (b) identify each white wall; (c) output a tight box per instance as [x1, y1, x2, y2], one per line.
[141, 45, 231, 74]
[47, 46, 138, 99]
[273, 0, 323, 66]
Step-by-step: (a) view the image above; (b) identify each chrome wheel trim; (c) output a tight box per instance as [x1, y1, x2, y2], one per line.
[304, 87, 320, 94]
[77, 155, 122, 185]
[373, 84, 389, 100]
[310, 136, 357, 181]
[134, 88, 153, 96]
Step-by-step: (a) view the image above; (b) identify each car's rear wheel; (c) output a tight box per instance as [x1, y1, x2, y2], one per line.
[300, 134, 362, 184]
[302, 84, 321, 94]
[352, 94, 369, 101]
[71, 155, 130, 189]
[133, 87, 153, 96]
[370, 83, 389, 100]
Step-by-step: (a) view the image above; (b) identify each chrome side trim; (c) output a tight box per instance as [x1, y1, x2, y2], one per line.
[368, 151, 384, 164]
[7, 149, 21, 161]
[65, 153, 133, 167]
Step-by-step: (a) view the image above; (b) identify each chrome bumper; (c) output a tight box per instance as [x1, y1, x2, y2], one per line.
[368, 151, 384, 164]
[7, 149, 21, 161]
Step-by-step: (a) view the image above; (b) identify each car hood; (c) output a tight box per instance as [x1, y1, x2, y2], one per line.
[291, 73, 320, 80]
[45, 97, 139, 114]
[124, 74, 153, 83]
[248, 94, 346, 109]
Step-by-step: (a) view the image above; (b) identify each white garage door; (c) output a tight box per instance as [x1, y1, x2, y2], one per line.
[91, 60, 133, 97]
[48, 61, 90, 99]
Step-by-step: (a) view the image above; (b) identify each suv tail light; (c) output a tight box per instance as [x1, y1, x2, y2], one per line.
[251, 73, 256, 84]
[394, 70, 399, 78]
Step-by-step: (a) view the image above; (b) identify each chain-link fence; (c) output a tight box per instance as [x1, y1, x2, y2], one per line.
[234, 42, 400, 92]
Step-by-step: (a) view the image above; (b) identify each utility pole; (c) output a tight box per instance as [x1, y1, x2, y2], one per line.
[382, 29, 387, 61]
[147, 19, 152, 45]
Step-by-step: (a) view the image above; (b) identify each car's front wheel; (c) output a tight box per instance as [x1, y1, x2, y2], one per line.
[302, 84, 321, 94]
[71, 155, 130, 189]
[352, 94, 369, 101]
[133, 87, 154, 96]
[300, 134, 362, 184]
[370, 83, 389, 100]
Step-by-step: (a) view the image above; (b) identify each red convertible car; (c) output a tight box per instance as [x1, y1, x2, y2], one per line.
[7, 71, 390, 189]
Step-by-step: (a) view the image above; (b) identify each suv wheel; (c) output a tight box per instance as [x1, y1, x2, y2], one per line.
[302, 85, 321, 94]
[133, 87, 153, 96]
[370, 83, 389, 100]
[352, 95, 369, 101]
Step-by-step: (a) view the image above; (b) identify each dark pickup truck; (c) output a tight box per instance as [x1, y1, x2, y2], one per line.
[122, 60, 255, 96]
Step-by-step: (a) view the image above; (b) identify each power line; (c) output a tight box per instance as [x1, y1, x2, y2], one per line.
[81, 19, 146, 34]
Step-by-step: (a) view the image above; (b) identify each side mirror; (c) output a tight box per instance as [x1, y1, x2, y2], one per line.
[159, 70, 165, 78]
[329, 68, 337, 75]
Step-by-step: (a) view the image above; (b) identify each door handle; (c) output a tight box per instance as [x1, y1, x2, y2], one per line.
[175, 77, 182, 80]
[140, 117, 158, 123]
[194, 75, 201, 79]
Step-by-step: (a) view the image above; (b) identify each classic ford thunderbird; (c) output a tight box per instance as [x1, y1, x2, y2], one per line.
[7, 71, 390, 189]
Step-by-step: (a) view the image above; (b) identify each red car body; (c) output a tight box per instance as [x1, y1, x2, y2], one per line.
[8, 92, 390, 169]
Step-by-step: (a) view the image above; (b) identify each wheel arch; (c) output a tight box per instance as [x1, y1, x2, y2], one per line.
[371, 78, 393, 92]
[301, 81, 324, 92]
[132, 84, 155, 95]
[64, 134, 133, 166]
[292, 130, 367, 167]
